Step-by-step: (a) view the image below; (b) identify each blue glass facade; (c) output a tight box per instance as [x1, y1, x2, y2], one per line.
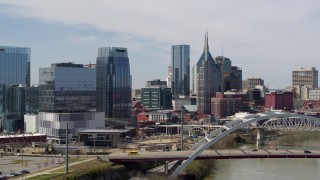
[39, 63, 96, 113]
[0, 46, 30, 86]
[171, 45, 190, 98]
[96, 47, 132, 118]
[197, 32, 221, 115]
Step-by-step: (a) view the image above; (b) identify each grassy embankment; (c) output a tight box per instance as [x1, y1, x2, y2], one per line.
[25, 159, 126, 180]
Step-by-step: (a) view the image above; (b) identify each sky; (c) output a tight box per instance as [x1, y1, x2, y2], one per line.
[0, 0, 319, 89]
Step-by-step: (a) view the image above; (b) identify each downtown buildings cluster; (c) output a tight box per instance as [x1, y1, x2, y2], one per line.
[0, 32, 319, 144]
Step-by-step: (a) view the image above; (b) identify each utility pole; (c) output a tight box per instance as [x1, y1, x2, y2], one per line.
[66, 123, 69, 174]
[180, 106, 186, 151]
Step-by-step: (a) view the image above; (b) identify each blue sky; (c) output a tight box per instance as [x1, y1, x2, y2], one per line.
[0, 0, 320, 89]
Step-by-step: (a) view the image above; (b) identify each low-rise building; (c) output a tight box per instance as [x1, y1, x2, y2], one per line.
[265, 90, 293, 110]
[39, 111, 105, 144]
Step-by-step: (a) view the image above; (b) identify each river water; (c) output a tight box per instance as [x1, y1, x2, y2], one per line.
[204, 132, 320, 180]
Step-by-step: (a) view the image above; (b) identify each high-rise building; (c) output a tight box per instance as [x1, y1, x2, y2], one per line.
[292, 67, 318, 100]
[166, 66, 172, 88]
[96, 47, 132, 119]
[191, 64, 197, 95]
[0, 84, 39, 132]
[230, 66, 242, 90]
[39, 62, 96, 113]
[146, 79, 167, 87]
[3, 85, 25, 132]
[171, 45, 190, 98]
[197, 32, 221, 115]
[292, 67, 318, 88]
[246, 77, 264, 90]
[38, 62, 101, 142]
[141, 87, 172, 110]
[216, 56, 231, 91]
[141, 79, 172, 110]
[0, 46, 30, 87]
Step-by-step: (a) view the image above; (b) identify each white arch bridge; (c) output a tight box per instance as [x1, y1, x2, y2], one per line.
[167, 112, 320, 179]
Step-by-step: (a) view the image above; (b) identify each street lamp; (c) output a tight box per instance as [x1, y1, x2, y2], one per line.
[180, 106, 186, 151]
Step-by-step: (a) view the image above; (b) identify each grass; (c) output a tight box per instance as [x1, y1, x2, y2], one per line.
[27, 159, 126, 180]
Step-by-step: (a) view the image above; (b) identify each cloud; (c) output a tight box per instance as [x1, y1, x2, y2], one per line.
[0, 0, 320, 88]
[68, 35, 97, 42]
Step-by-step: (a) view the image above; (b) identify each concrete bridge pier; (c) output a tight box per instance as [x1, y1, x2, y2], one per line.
[256, 128, 265, 147]
[164, 161, 168, 175]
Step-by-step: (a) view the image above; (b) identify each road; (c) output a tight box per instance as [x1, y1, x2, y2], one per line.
[108, 149, 320, 163]
[0, 155, 64, 176]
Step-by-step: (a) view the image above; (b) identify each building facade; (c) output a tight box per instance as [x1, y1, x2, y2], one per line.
[171, 45, 190, 98]
[191, 64, 197, 95]
[0, 46, 30, 87]
[211, 94, 242, 119]
[309, 89, 320, 100]
[292, 67, 318, 88]
[230, 66, 242, 90]
[292, 67, 318, 100]
[96, 47, 132, 119]
[39, 63, 96, 113]
[0, 85, 39, 132]
[246, 77, 264, 90]
[39, 112, 105, 143]
[197, 32, 221, 115]
[265, 91, 293, 110]
[141, 87, 172, 110]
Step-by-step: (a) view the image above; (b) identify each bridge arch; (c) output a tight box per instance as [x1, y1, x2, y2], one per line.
[170, 112, 320, 178]
[188, 127, 208, 137]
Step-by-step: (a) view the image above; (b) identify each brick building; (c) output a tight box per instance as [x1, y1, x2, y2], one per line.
[211, 92, 242, 118]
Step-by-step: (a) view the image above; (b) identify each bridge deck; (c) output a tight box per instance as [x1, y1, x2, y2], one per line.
[109, 149, 320, 163]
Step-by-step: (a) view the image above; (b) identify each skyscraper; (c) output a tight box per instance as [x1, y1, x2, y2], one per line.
[197, 32, 221, 115]
[96, 47, 132, 119]
[0, 46, 30, 86]
[171, 45, 190, 98]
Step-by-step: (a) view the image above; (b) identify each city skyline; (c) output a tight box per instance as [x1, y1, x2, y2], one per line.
[0, 0, 320, 89]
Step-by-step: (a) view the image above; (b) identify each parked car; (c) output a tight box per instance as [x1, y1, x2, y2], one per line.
[56, 160, 63, 164]
[20, 170, 30, 174]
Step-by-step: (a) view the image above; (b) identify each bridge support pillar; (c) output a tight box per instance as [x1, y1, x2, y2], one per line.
[256, 128, 265, 147]
[165, 161, 168, 175]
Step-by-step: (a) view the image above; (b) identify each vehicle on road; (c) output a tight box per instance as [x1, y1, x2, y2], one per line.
[56, 160, 63, 164]
[128, 150, 139, 156]
[20, 170, 30, 174]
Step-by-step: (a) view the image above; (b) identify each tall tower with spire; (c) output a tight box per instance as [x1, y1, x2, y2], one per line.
[196, 32, 221, 115]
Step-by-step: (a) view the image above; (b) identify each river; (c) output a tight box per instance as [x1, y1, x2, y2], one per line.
[204, 132, 320, 180]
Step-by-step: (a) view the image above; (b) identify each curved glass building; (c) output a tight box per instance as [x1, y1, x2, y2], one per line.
[96, 47, 132, 119]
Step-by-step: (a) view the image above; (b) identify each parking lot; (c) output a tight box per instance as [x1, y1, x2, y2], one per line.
[0, 155, 64, 177]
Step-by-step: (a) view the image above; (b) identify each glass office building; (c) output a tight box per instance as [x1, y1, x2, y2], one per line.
[171, 45, 190, 98]
[0, 46, 30, 87]
[197, 32, 221, 115]
[96, 47, 132, 119]
[39, 63, 96, 113]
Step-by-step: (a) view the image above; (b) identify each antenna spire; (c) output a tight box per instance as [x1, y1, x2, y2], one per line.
[204, 31, 209, 60]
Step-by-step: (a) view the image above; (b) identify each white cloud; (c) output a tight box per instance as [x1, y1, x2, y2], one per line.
[1, 0, 320, 88]
[67, 35, 97, 42]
